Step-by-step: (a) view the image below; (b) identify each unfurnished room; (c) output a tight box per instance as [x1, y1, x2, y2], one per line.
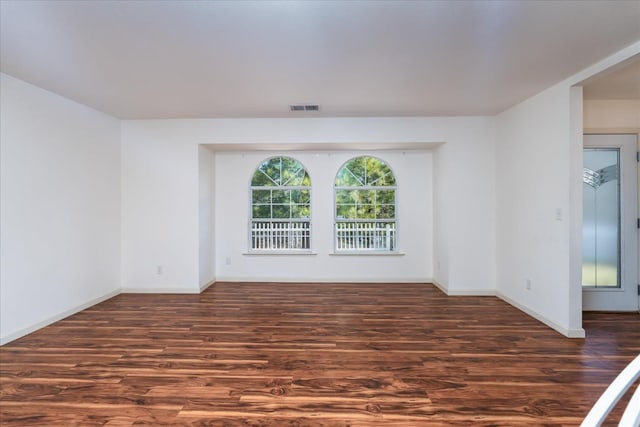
[1, 1, 640, 426]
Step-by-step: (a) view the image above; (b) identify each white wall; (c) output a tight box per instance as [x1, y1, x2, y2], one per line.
[0, 73, 121, 344]
[569, 87, 584, 332]
[120, 117, 496, 292]
[496, 83, 577, 336]
[433, 120, 496, 295]
[584, 99, 640, 130]
[120, 122, 201, 292]
[432, 145, 450, 290]
[494, 42, 639, 338]
[215, 150, 432, 282]
[198, 145, 215, 289]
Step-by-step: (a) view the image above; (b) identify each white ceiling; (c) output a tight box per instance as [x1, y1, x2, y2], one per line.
[1, 0, 639, 119]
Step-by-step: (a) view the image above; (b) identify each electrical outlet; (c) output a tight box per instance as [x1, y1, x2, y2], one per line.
[225, 257, 231, 265]
[555, 208, 562, 221]
[156, 265, 163, 275]
[526, 279, 532, 290]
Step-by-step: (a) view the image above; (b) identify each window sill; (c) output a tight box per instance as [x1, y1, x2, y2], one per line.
[582, 286, 624, 292]
[329, 251, 405, 256]
[243, 250, 317, 256]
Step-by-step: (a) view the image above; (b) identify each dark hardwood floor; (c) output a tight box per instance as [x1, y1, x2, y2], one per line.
[1, 282, 639, 426]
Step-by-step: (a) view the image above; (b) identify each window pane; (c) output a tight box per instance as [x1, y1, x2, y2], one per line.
[583, 149, 620, 287]
[335, 156, 396, 188]
[251, 220, 311, 250]
[283, 169, 303, 187]
[272, 204, 290, 218]
[368, 168, 395, 186]
[250, 156, 311, 250]
[356, 204, 375, 219]
[356, 189, 375, 205]
[252, 190, 271, 204]
[379, 172, 396, 186]
[252, 205, 271, 219]
[376, 189, 395, 204]
[335, 167, 362, 187]
[347, 158, 366, 183]
[260, 158, 282, 185]
[334, 157, 397, 252]
[365, 157, 387, 185]
[336, 204, 356, 219]
[291, 189, 310, 204]
[376, 205, 395, 219]
[272, 190, 290, 204]
[291, 204, 310, 219]
[283, 168, 310, 187]
[251, 170, 275, 186]
[336, 189, 356, 204]
[335, 221, 396, 251]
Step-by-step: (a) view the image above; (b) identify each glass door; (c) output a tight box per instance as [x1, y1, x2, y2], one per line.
[583, 148, 620, 288]
[582, 134, 638, 311]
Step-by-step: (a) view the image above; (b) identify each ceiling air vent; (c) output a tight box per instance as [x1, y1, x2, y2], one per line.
[290, 104, 320, 112]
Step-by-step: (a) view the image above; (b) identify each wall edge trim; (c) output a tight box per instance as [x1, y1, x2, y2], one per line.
[432, 280, 495, 296]
[496, 291, 586, 338]
[0, 288, 121, 346]
[447, 289, 497, 296]
[431, 280, 449, 295]
[199, 280, 215, 292]
[214, 276, 432, 283]
[121, 287, 201, 294]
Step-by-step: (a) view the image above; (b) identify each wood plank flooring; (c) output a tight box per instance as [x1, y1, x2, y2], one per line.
[1, 282, 639, 426]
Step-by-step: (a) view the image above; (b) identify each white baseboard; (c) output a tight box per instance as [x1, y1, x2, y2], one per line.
[431, 279, 448, 294]
[431, 280, 495, 296]
[447, 289, 496, 296]
[496, 291, 586, 338]
[214, 276, 431, 283]
[1, 282, 585, 346]
[121, 287, 201, 294]
[0, 288, 120, 346]
[3, 282, 215, 345]
[200, 279, 215, 292]
[432, 283, 584, 338]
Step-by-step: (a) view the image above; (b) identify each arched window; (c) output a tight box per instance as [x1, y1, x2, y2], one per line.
[334, 156, 397, 251]
[250, 156, 311, 251]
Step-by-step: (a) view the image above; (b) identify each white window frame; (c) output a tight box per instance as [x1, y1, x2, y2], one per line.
[334, 156, 398, 253]
[249, 156, 312, 252]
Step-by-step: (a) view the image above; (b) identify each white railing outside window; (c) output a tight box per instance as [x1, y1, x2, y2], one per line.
[251, 221, 310, 250]
[335, 222, 395, 251]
